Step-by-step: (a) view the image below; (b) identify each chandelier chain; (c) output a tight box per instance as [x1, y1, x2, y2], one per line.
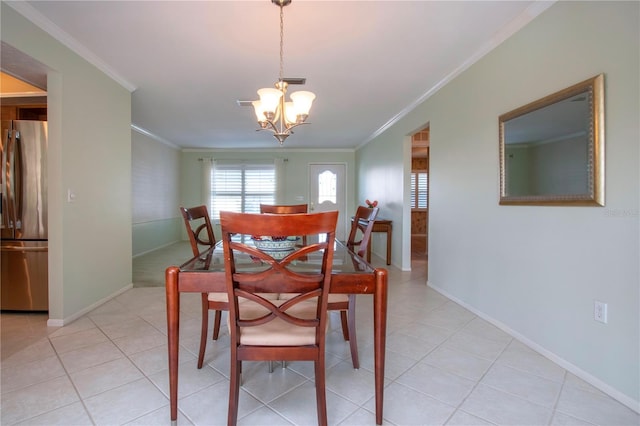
[251, 0, 314, 145]
[279, 4, 284, 81]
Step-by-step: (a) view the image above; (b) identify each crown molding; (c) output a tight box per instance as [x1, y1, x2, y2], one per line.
[182, 147, 355, 154]
[131, 124, 180, 149]
[5, 1, 137, 93]
[357, 0, 556, 151]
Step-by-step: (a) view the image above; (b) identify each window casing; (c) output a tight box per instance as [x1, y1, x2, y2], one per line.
[210, 163, 275, 221]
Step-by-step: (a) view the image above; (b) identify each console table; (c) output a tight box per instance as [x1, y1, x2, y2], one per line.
[352, 217, 392, 265]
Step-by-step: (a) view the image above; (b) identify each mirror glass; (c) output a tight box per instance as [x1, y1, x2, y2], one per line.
[499, 74, 604, 206]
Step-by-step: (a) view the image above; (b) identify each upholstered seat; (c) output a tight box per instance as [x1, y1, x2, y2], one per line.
[232, 298, 321, 346]
[207, 292, 229, 302]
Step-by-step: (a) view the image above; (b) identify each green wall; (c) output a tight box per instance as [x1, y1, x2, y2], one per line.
[131, 129, 182, 256]
[2, 3, 133, 322]
[180, 149, 356, 239]
[131, 143, 356, 256]
[357, 0, 639, 409]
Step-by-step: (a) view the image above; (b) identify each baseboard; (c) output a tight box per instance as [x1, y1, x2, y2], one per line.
[427, 280, 640, 414]
[46, 284, 134, 327]
[132, 240, 182, 258]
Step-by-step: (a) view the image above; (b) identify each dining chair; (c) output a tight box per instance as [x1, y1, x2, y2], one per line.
[259, 203, 308, 214]
[179, 205, 227, 369]
[259, 203, 309, 245]
[327, 205, 379, 369]
[220, 210, 338, 426]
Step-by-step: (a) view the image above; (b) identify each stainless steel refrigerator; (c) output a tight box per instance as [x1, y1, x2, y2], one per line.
[1, 120, 48, 311]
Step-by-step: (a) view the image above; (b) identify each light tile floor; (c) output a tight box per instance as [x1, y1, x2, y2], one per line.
[1, 243, 638, 425]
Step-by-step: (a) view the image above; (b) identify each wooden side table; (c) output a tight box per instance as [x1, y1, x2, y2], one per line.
[370, 219, 392, 265]
[351, 217, 392, 265]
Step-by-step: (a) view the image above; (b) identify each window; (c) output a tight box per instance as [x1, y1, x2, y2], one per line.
[210, 162, 275, 221]
[317, 170, 337, 204]
[411, 171, 428, 209]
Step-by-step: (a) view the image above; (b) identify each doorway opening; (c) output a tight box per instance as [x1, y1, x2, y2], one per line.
[410, 126, 429, 271]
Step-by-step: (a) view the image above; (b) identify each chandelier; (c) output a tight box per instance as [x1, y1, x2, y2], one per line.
[250, 0, 315, 145]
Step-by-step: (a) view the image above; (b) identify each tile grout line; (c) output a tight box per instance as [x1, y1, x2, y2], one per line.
[382, 311, 481, 424]
[442, 331, 514, 426]
[50, 306, 170, 425]
[45, 316, 103, 426]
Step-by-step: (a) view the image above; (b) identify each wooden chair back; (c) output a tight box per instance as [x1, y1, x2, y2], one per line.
[347, 206, 379, 258]
[180, 205, 225, 369]
[220, 210, 337, 426]
[260, 203, 309, 245]
[180, 205, 216, 257]
[259, 203, 308, 214]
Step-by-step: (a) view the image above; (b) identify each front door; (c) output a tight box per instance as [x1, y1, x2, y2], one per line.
[308, 163, 346, 241]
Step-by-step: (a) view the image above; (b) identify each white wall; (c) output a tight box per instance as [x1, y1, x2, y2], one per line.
[357, 1, 639, 409]
[2, 4, 133, 322]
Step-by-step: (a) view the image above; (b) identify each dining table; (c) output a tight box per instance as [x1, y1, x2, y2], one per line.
[165, 237, 388, 424]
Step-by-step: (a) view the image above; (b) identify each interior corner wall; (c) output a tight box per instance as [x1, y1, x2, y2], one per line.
[358, 1, 639, 408]
[354, 136, 411, 270]
[131, 131, 181, 256]
[2, 4, 133, 322]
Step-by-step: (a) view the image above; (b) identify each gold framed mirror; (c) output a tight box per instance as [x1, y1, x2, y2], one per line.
[499, 74, 604, 206]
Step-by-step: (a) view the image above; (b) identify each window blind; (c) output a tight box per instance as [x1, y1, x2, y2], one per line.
[211, 163, 275, 221]
[410, 171, 428, 209]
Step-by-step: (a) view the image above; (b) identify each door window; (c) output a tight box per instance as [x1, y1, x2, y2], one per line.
[318, 170, 337, 204]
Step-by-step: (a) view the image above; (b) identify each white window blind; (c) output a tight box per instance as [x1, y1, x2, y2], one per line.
[411, 172, 428, 209]
[211, 163, 275, 221]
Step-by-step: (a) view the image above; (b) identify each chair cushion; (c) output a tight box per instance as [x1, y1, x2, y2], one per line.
[277, 293, 299, 300]
[229, 299, 318, 346]
[207, 292, 228, 302]
[327, 294, 349, 303]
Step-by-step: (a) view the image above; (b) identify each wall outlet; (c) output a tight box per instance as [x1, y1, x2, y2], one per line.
[594, 301, 608, 324]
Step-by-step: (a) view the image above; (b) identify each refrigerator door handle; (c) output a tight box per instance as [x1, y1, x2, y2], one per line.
[2, 128, 16, 232]
[1, 245, 48, 252]
[12, 129, 21, 231]
[1, 128, 6, 223]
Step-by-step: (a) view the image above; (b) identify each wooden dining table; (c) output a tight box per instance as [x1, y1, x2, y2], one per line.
[165, 238, 388, 424]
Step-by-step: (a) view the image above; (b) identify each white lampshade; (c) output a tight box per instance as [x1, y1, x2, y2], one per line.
[251, 100, 266, 122]
[284, 101, 298, 124]
[257, 88, 283, 114]
[290, 91, 316, 115]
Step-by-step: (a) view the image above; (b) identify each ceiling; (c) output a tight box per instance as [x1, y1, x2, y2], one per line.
[0, 71, 47, 96]
[5, 1, 552, 150]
